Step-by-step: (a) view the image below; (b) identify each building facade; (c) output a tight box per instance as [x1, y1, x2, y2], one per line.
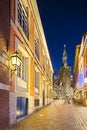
[53, 75, 59, 99]
[0, 0, 53, 129]
[74, 32, 87, 105]
[73, 44, 80, 97]
[0, 1, 10, 130]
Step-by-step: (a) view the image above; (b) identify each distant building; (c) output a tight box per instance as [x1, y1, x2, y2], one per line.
[58, 45, 73, 99]
[58, 67, 71, 98]
[53, 45, 73, 99]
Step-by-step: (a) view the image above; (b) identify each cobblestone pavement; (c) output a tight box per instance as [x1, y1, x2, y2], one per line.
[9, 100, 87, 130]
[74, 104, 87, 128]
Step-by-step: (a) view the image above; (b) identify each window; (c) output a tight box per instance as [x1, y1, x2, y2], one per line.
[16, 97, 28, 119]
[17, 0, 29, 39]
[34, 37, 39, 60]
[17, 54, 29, 82]
[35, 70, 39, 94]
[34, 99, 39, 106]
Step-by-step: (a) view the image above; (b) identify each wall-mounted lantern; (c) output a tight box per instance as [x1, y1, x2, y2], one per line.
[10, 51, 21, 73]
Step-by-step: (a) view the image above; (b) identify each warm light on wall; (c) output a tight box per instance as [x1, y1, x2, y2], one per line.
[11, 52, 21, 67]
[10, 51, 21, 72]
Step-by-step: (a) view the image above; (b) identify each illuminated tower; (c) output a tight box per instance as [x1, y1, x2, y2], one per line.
[62, 44, 67, 67]
[58, 44, 72, 99]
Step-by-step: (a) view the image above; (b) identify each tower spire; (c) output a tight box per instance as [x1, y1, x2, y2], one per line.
[62, 44, 67, 67]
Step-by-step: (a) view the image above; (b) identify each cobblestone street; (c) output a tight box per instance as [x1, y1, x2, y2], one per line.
[9, 100, 87, 130]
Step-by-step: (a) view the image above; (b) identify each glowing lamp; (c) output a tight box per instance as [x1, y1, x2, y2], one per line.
[11, 52, 21, 68]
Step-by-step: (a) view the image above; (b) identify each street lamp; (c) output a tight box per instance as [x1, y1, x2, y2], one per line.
[10, 51, 21, 73]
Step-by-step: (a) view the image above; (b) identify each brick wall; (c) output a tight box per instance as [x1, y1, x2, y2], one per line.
[0, 1, 10, 129]
[0, 62, 9, 85]
[10, 0, 15, 21]
[0, 0, 10, 51]
[0, 89, 9, 130]
[0, 0, 9, 38]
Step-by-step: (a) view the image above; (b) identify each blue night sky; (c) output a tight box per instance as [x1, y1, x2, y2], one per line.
[36, 0, 87, 75]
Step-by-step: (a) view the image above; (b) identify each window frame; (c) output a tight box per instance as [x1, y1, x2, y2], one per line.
[16, 0, 29, 39]
[17, 52, 29, 82]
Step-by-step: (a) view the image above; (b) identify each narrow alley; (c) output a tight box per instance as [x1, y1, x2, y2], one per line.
[9, 100, 87, 130]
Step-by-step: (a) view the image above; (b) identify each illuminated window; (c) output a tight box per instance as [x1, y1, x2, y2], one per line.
[17, 0, 29, 39]
[34, 37, 39, 60]
[17, 54, 29, 82]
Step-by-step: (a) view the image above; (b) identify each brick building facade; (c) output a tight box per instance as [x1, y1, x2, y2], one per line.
[0, 0, 53, 129]
[0, 0, 10, 130]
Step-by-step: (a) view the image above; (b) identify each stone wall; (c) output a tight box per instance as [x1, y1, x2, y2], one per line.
[9, 92, 16, 125]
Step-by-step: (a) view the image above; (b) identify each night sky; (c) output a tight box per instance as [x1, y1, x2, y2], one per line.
[36, 0, 87, 75]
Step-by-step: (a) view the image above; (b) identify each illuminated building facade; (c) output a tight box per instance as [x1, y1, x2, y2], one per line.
[0, 0, 53, 129]
[73, 45, 80, 96]
[53, 45, 73, 99]
[74, 32, 87, 105]
[53, 75, 59, 99]
[59, 45, 72, 98]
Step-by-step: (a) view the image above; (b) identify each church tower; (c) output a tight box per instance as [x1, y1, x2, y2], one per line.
[62, 44, 67, 67]
[53, 44, 73, 100]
